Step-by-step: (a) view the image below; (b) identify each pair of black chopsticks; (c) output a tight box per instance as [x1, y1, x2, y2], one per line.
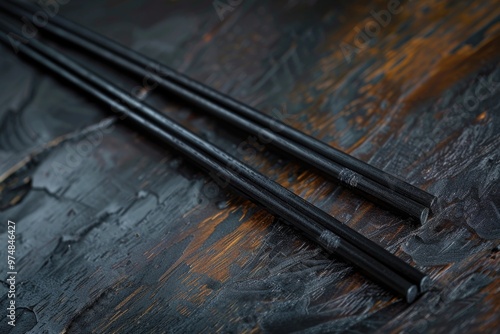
[0, 0, 434, 302]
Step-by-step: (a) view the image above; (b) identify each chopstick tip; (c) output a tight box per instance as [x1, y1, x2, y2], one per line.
[420, 207, 430, 225]
[419, 275, 432, 293]
[406, 285, 418, 303]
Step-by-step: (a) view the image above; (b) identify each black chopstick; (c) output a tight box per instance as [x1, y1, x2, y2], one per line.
[0, 22, 421, 302]
[0, 1, 435, 224]
[1, 19, 430, 294]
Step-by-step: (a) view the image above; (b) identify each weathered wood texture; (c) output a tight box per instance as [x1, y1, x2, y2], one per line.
[0, 0, 499, 333]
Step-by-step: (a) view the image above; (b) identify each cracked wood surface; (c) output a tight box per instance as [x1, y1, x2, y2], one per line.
[0, 0, 499, 333]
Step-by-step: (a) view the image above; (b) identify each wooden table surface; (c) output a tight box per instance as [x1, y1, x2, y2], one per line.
[0, 0, 499, 333]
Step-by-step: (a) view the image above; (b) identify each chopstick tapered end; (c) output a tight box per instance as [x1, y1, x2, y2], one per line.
[406, 285, 418, 303]
[419, 275, 432, 293]
[420, 207, 430, 225]
[429, 195, 439, 213]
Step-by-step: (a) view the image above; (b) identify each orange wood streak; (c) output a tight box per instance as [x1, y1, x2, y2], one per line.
[280, 0, 500, 156]
[185, 209, 273, 282]
[155, 209, 235, 283]
[114, 286, 145, 310]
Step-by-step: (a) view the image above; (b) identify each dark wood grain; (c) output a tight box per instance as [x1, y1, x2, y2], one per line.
[0, 0, 499, 333]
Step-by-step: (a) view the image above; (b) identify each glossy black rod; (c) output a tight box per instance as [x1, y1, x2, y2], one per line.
[0, 21, 429, 293]
[0, 26, 419, 303]
[0, 1, 434, 222]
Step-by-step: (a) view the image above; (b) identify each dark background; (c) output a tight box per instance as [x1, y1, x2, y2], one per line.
[0, 0, 499, 333]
